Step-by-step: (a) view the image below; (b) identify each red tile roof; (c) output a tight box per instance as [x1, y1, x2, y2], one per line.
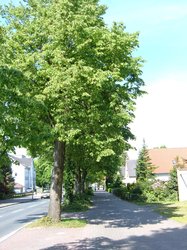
[148, 148, 187, 174]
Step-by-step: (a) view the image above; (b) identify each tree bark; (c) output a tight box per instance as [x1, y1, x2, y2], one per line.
[48, 140, 65, 222]
[75, 167, 82, 195]
[81, 170, 87, 193]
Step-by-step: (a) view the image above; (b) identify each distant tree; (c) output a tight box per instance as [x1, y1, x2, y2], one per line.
[0, 153, 14, 198]
[167, 156, 183, 194]
[160, 145, 167, 148]
[34, 156, 52, 188]
[167, 166, 178, 192]
[136, 140, 155, 182]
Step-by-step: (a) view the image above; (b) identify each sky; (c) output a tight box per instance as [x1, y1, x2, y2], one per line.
[1, 0, 187, 158]
[100, 0, 187, 158]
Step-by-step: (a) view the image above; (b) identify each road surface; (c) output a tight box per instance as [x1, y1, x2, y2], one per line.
[0, 197, 49, 241]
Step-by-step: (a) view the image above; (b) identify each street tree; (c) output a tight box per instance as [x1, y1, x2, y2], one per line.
[1, 0, 144, 221]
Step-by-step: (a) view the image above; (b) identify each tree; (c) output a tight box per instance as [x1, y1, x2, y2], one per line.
[34, 156, 52, 188]
[0, 153, 14, 199]
[167, 166, 178, 192]
[136, 141, 155, 182]
[1, 0, 144, 221]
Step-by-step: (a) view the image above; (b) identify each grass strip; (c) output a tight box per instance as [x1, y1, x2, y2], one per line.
[28, 216, 87, 228]
[153, 201, 187, 224]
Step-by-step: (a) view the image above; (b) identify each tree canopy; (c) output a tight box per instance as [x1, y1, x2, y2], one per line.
[1, 0, 144, 221]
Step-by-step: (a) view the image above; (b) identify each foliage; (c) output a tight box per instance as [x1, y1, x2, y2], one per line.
[112, 178, 178, 203]
[136, 140, 155, 182]
[64, 165, 75, 203]
[166, 166, 178, 192]
[34, 156, 52, 188]
[62, 193, 93, 212]
[0, 153, 14, 199]
[1, 0, 144, 220]
[112, 186, 129, 200]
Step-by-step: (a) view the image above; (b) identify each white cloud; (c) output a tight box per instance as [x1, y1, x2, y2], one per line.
[128, 72, 187, 159]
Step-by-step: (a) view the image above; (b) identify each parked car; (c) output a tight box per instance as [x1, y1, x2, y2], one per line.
[41, 189, 50, 199]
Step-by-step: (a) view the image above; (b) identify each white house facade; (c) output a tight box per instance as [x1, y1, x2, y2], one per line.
[121, 160, 137, 185]
[10, 154, 36, 193]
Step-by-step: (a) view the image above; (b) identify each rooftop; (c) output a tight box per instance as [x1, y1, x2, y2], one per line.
[148, 147, 187, 174]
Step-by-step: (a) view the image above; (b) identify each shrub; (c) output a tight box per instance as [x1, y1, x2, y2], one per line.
[62, 193, 93, 212]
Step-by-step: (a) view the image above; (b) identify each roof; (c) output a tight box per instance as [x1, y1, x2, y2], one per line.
[9, 154, 33, 167]
[148, 148, 187, 174]
[127, 160, 137, 177]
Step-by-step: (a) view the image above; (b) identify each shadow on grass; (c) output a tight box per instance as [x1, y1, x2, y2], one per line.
[149, 202, 185, 222]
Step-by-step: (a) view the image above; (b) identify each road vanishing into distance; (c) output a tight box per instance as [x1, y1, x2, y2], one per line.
[0, 197, 49, 242]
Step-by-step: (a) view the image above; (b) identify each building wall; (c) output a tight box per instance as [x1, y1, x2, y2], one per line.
[11, 158, 36, 192]
[154, 173, 170, 181]
[12, 163, 25, 191]
[177, 169, 187, 201]
[122, 177, 136, 185]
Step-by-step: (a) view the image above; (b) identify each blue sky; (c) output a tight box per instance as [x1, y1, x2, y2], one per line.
[1, 0, 187, 156]
[101, 0, 187, 82]
[100, 0, 187, 157]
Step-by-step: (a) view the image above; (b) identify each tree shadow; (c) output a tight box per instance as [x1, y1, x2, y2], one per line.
[62, 192, 180, 229]
[40, 226, 187, 250]
[0, 197, 38, 207]
[150, 202, 184, 221]
[16, 212, 47, 224]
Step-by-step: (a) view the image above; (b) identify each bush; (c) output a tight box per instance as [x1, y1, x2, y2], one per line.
[112, 180, 178, 203]
[112, 186, 130, 200]
[84, 187, 94, 196]
[62, 193, 93, 212]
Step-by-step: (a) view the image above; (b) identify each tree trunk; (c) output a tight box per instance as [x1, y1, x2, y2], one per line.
[48, 140, 65, 222]
[81, 170, 87, 193]
[75, 167, 82, 195]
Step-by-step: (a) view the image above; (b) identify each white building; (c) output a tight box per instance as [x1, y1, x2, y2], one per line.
[121, 160, 137, 185]
[10, 154, 36, 193]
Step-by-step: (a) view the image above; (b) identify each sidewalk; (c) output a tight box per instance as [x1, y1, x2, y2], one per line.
[1, 191, 187, 250]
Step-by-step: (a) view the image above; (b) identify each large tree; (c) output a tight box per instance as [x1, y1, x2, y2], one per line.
[1, 0, 144, 221]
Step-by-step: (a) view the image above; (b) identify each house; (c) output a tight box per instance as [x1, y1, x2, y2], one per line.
[148, 147, 187, 181]
[9, 154, 36, 193]
[121, 160, 137, 185]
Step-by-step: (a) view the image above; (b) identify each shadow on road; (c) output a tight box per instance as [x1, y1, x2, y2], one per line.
[40, 226, 187, 250]
[63, 192, 171, 228]
[16, 212, 47, 224]
[0, 197, 38, 207]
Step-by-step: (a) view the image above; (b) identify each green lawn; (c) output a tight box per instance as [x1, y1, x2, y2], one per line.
[28, 216, 87, 228]
[151, 201, 187, 223]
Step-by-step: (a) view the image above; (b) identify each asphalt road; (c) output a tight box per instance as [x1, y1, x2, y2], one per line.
[0, 198, 49, 241]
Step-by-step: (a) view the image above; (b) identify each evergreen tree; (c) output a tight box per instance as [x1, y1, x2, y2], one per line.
[0, 153, 14, 198]
[136, 141, 155, 182]
[167, 166, 178, 192]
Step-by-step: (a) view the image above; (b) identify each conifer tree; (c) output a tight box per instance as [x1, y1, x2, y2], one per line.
[136, 140, 155, 182]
